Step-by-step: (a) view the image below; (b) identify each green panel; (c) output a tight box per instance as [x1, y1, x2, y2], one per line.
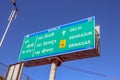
[19, 16, 95, 61]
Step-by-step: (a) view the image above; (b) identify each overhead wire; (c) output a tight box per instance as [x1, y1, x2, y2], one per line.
[62, 64, 120, 80]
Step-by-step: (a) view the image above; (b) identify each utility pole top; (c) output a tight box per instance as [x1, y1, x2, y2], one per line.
[0, 0, 18, 47]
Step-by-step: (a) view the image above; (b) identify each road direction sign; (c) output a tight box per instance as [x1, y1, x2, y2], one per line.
[19, 16, 95, 61]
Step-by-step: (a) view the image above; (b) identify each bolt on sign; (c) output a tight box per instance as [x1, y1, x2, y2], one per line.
[19, 16, 95, 61]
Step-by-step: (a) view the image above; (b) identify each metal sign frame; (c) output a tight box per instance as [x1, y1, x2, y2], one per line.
[5, 62, 24, 80]
[23, 25, 100, 67]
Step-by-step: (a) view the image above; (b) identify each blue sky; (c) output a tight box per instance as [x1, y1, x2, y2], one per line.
[0, 0, 120, 80]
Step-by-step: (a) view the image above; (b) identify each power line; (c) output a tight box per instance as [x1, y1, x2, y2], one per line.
[62, 64, 120, 80]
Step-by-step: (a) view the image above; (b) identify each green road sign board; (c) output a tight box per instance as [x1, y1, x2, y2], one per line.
[19, 16, 95, 61]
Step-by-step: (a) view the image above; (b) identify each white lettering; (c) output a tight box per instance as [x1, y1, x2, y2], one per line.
[69, 31, 92, 40]
[43, 40, 56, 46]
[48, 27, 60, 32]
[69, 40, 91, 48]
[35, 51, 40, 54]
[36, 43, 42, 47]
[26, 49, 32, 53]
[26, 43, 34, 48]
[45, 32, 54, 38]
[70, 26, 82, 32]
[38, 36, 43, 40]
[41, 48, 53, 53]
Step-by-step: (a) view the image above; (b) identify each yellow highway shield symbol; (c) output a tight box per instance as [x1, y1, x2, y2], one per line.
[59, 39, 66, 48]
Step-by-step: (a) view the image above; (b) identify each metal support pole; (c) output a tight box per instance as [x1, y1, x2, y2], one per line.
[5, 62, 24, 80]
[49, 62, 57, 80]
[0, 8, 18, 47]
[49, 60, 61, 80]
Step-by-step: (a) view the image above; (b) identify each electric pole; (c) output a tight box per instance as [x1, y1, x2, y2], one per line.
[0, 0, 18, 47]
